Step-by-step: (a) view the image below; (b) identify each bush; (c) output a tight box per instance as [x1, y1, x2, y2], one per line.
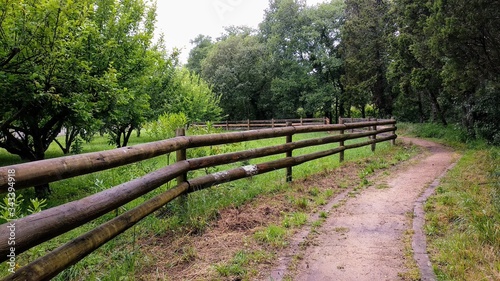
[144, 112, 188, 140]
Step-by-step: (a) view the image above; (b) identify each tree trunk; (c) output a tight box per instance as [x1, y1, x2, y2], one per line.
[337, 83, 350, 120]
[33, 141, 52, 197]
[122, 127, 134, 148]
[35, 183, 51, 198]
[428, 90, 447, 126]
[115, 130, 123, 148]
[462, 91, 476, 137]
[417, 91, 425, 123]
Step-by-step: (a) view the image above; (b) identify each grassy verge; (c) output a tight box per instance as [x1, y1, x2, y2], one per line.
[0, 130, 403, 280]
[425, 148, 500, 280]
[399, 122, 500, 280]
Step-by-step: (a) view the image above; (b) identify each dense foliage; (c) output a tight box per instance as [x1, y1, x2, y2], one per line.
[0, 0, 222, 195]
[1, 0, 499, 190]
[188, 0, 499, 144]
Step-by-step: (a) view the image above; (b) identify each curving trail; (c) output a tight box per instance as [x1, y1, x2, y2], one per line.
[275, 138, 458, 281]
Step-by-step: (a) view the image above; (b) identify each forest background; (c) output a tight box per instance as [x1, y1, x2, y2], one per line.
[1, 0, 499, 195]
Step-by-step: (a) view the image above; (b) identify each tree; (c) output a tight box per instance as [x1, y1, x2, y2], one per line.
[388, 0, 439, 124]
[301, 1, 345, 121]
[426, 0, 500, 140]
[164, 68, 222, 123]
[201, 27, 270, 120]
[341, 0, 393, 118]
[258, 0, 347, 120]
[0, 0, 166, 196]
[186, 35, 213, 75]
[90, 0, 158, 148]
[259, 0, 314, 118]
[0, 0, 122, 196]
[147, 40, 222, 124]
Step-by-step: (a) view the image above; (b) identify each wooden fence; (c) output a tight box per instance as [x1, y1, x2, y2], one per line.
[0, 119, 397, 280]
[193, 117, 329, 130]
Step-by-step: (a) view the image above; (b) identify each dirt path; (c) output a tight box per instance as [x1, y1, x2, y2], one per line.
[272, 138, 458, 281]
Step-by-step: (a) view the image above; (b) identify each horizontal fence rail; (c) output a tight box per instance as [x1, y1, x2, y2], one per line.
[0, 119, 397, 280]
[193, 117, 329, 130]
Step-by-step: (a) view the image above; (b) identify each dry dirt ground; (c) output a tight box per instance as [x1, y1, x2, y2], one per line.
[277, 138, 458, 281]
[137, 138, 458, 281]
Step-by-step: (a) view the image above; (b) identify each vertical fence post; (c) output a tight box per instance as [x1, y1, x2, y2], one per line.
[286, 122, 293, 183]
[372, 118, 377, 152]
[368, 117, 372, 141]
[247, 119, 251, 131]
[176, 128, 188, 214]
[339, 117, 345, 163]
[300, 117, 303, 126]
[226, 120, 229, 131]
[391, 117, 396, 146]
[272, 118, 275, 128]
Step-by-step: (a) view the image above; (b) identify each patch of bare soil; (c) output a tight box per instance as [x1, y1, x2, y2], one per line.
[137, 198, 287, 280]
[287, 138, 458, 281]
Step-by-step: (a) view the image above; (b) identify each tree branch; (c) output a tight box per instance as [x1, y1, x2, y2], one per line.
[0, 47, 20, 68]
[0, 107, 26, 132]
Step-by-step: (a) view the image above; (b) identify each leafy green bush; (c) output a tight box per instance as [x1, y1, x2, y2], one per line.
[0, 194, 47, 223]
[144, 112, 188, 140]
[187, 123, 242, 174]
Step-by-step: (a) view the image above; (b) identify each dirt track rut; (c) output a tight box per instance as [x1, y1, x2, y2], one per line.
[272, 138, 457, 281]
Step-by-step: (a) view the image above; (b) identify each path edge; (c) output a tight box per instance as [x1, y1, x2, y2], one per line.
[412, 159, 459, 281]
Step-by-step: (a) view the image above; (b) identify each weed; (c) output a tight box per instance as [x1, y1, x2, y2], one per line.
[360, 178, 370, 187]
[282, 212, 308, 228]
[214, 250, 273, 279]
[254, 225, 288, 247]
[312, 220, 323, 228]
[0, 195, 47, 222]
[179, 246, 197, 263]
[323, 189, 334, 198]
[309, 187, 320, 197]
[314, 197, 327, 206]
[293, 197, 309, 210]
[70, 137, 84, 155]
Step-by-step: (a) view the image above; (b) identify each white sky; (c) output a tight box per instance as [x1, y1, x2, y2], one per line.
[155, 0, 330, 63]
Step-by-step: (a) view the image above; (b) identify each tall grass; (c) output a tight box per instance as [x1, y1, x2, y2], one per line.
[413, 122, 500, 280]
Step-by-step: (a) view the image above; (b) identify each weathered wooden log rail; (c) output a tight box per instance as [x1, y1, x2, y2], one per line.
[0, 119, 397, 280]
[193, 117, 329, 130]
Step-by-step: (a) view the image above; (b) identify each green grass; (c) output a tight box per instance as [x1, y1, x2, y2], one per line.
[397, 122, 489, 149]
[398, 122, 500, 279]
[425, 148, 500, 280]
[214, 250, 273, 279]
[254, 224, 288, 248]
[0, 129, 401, 280]
[282, 212, 308, 228]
